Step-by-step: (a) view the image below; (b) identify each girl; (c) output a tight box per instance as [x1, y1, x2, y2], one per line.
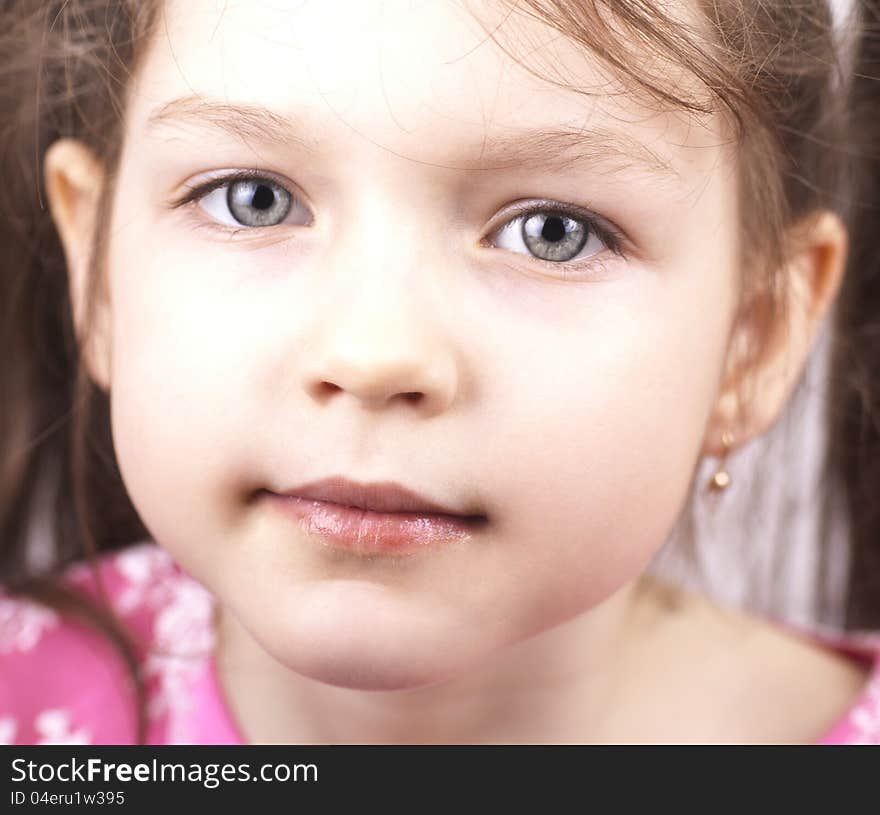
[1, 0, 878, 745]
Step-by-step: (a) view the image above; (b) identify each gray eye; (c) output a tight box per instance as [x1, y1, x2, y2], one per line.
[227, 179, 292, 227]
[522, 213, 589, 262]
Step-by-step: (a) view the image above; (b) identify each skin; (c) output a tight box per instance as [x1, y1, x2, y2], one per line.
[45, 0, 861, 743]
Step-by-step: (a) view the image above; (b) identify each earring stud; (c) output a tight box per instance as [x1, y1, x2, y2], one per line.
[707, 430, 735, 493]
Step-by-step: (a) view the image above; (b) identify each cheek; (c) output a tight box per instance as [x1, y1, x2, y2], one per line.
[482, 273, 729, 616]
[105, 230, 266, 562]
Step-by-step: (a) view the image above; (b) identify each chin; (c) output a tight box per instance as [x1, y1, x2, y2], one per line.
[263, 629, 468, 692]
[294, 654, 448, 692]
[257, 605, 488, 692]
[240, 578, 485, 690]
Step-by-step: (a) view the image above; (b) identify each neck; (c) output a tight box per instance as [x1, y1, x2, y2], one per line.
[214, 578, 670, 744]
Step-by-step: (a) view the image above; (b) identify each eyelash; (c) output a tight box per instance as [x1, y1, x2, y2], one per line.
[170, 170, 297, 223]
[170, 171, 627, 270]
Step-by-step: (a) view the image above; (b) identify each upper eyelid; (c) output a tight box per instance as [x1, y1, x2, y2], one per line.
[487, 201, 627, 257]
[171, 169, 302, 210]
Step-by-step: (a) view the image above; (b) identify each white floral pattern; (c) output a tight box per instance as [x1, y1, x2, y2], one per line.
[33, 709, 91, 745]
[112, 543, 217, 743]
[0, 716, 17, 745]
[0, 595, 59, 654]
[0, 542, 219, 744]
[142, 582, 216, 744]
[847, 675, 880, 745]
[114, 545, 178, 615]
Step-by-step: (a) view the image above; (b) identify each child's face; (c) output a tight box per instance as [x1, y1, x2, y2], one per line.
[96, 0, 741, 688]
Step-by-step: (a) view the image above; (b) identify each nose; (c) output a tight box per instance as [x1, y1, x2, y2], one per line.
[307, 341, 457, 413]
[301, 237, 460, 416]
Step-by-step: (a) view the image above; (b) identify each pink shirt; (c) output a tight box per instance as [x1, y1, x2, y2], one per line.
[1, 541, 878, 744]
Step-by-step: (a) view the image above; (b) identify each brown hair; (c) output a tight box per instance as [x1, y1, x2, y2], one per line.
[829, 0, 880, 627]
[0, 0, 878, 744]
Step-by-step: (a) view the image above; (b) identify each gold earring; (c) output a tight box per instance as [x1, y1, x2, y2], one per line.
[706, 430, 735, 494]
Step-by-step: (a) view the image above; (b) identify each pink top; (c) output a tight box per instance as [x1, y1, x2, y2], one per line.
[0, 541, 878, 745]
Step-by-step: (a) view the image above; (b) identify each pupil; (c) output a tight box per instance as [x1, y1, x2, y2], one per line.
[542, 216, 566, 242]
[251, 184, 275, 211]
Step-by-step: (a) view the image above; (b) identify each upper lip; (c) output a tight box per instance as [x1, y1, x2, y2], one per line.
[272, 477, 484, 517]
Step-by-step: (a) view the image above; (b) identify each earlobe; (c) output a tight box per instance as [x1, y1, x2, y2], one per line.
[702, 209, 848, 458]
[43, 138, 112, 392]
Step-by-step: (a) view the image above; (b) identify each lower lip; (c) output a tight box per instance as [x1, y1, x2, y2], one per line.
[264, 493, 486, 556]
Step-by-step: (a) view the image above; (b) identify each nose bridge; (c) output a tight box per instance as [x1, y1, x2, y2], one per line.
[345, 181, 426, 293]
[329, 172, 436, 321]
[303, 179, 458, 412]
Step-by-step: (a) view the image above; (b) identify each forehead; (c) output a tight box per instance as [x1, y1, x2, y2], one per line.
[130, 0, 728, 179]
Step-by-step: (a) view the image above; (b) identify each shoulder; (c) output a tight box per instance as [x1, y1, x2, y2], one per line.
[0, 541, 217, 745]
[809, 630, 880, 745]
[633, 581, 880, 743]
[707, 612, 880, 744]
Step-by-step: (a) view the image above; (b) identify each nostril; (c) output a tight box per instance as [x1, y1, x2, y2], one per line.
[310, 381, 342, 400]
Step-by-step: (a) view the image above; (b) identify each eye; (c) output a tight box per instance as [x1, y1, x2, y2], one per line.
[487, 203, 623, 266]
[176, 173, 310, 229]
[204, 178, 292, 227]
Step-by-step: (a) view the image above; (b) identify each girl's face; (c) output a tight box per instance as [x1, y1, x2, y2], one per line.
[96, 0, 740, 688]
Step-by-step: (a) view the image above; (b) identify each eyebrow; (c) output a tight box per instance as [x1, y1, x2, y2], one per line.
[146, 95, 682, 182]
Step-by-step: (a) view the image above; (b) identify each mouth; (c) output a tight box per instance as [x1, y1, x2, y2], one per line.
[258, 477, 488, 556]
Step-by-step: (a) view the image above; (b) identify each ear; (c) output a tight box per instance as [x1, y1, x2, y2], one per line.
[703, 209, 848, 456]
[43, 138, 112, 392]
